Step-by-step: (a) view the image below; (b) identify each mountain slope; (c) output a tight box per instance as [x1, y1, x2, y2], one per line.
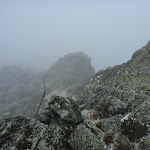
[79, 41, 150, 110]
[77, 41, 150, 149]
[0, 42, 150, 150]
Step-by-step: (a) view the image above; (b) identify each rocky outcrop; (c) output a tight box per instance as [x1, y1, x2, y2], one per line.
[0, 116, 31, 149]
[0, 95, 83, 150]
[0, 96, 106, 150]
[45, 52, 95, 98]
[0, 116, 73, 150]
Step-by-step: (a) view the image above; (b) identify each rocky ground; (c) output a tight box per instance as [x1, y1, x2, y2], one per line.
[0, 96, 103, 150]
[0, 42, 150, 149]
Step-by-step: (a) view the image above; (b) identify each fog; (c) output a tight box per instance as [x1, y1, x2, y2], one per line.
[0, 0, 150, 71]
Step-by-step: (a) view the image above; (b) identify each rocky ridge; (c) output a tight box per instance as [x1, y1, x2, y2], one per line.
[78, 41, 150, 149]
[0, 42, 150, 149]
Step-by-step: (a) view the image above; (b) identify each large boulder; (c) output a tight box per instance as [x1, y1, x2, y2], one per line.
[38, 96, 83, 125]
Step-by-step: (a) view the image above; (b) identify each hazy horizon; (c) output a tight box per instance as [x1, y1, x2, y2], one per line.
[0, 0, 150, 71]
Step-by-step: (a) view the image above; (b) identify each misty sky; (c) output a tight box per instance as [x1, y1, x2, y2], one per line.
[0, 0, 150, 71]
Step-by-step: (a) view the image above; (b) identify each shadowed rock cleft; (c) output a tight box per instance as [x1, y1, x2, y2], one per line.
[121, 119, 148, 141]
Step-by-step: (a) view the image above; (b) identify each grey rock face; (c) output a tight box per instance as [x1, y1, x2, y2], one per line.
[38, 96, 83, 125]
[0, 116, 73, 150]
[0, 116, 31, 150]
[108, 99, 127, 114]
[72, 124, 105, 150]
[96, 98, 127, 118]
[76, 41, 150, 149]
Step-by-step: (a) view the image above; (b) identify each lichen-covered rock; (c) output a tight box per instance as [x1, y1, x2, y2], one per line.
[0, 94, 84, 150]
[0, 116, 74, 150]
[100, 114, 124, 133]
[38, 96, 83, 125]
[72, 124, 105, 150]
[0, 116, 105, 150]
[0, 116, 31, 150]
[96, 98, 127, 118]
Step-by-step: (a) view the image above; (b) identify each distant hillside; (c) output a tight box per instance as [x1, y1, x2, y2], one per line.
[0, 52, 95, 119]
[0, 66, 41, 120]
[45, 52, 95, 96]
